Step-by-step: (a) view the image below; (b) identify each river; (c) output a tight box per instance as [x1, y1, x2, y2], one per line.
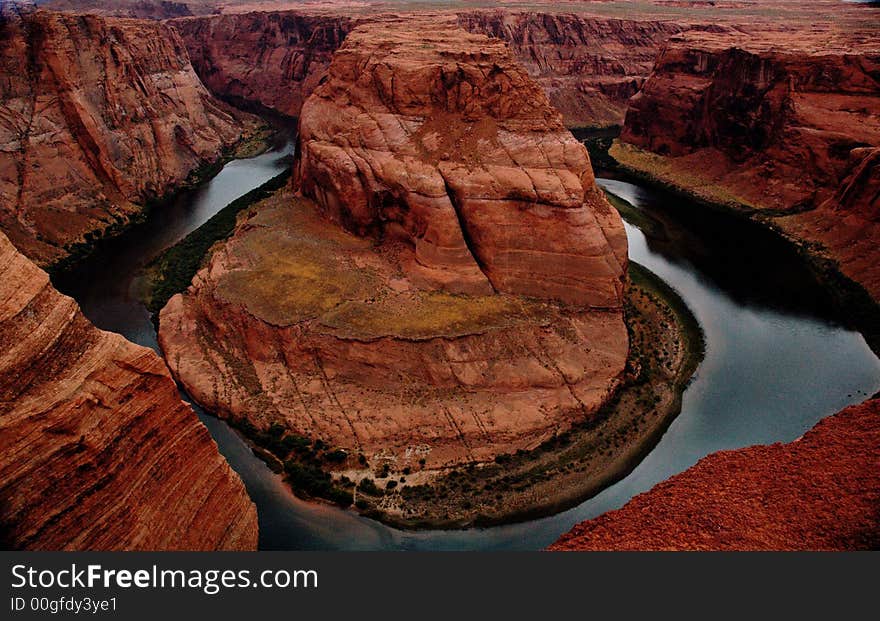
[53, 134, 880, 550]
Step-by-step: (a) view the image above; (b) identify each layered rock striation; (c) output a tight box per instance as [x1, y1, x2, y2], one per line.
[294, 19, 627, 307]
[457, 10, 685, 127]
[0, 231, 257, 550]
[0, 10, 258, 266]
[172, 9, 689, 128]
[614, 33, 880, 299]
[159, 20, 629, 472]
[172, 11, 357, 118]
[551, 398, 880, 551]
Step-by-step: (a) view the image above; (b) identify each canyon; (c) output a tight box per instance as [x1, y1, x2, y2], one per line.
[0, 0, 876, 550]
[158, 18, 629, 483]
[171, 8, 692, 128]
[0, 229, 257, 550]
[0, 8, 263, 268]
[613, 30, 880, 301]
[551, 398, 880, 551]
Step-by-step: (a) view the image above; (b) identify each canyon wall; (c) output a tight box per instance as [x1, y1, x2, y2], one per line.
[159, 19, 628, 473]
[172, 9, 687, 128]
[614, 33, 880, 299]
[0, 9, 258, 267]
[0, 230, 257, 550]
[551, 398, 880, 551]
[456, 10, 685, 128]
[172, 11, 357, 118]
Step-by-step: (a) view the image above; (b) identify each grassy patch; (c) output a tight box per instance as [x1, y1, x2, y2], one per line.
[142, 168, 292, 314]
[320, 292, 551, 340]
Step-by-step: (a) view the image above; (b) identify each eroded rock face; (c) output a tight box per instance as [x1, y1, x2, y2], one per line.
[159, 21, 628, 471]
[173, 9, 684, 129]
[172, 11, 356, 118]
[551, 398, 880, 551]
[0, 231, 257, 550]
[0, 10, 256, 266]
[615, 34, 880, 299]
[295, 19, 627, 307]
[457, 10, 685, 128]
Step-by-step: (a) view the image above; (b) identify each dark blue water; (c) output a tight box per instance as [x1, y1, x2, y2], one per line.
[55, 145, 880, 550]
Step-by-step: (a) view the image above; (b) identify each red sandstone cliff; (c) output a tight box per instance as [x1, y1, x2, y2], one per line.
[0, 10, 259, 266]
[159, 19, 628, 473]
[172, 11, 356, 117]
[551, 398, 880, 551]
[457, 10, 685, 127]
[0, 230, 257, 550]
[171, 9, 687, 128]
[614, 33, 880, 299]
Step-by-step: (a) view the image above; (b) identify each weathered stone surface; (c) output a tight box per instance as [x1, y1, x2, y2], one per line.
[0, 10, 257, 266]
[294, 19, 627, 307]
[615, 33, 880, 299]
[159, 193, 628, 471]
[0, 230, 257, 550]
[159, 21, 628, 472]
[172, 11, 356, 118]
[551, 398, 880, 551]
[173, 8, 686, 129]
[457, 10, 685, 127]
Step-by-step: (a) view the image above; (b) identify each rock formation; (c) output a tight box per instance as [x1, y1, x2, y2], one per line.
[0, 9, 259, 267]
[613, 32, 880, 299]
[0, 230, 257, 550]
[172, 11, 356, 118]
[171, 9, 690, 128]
[294, 18, 627, 306]
[159, 19, 628, 472]
[456, 10, 685, 127]
[551, 398, 880, 551]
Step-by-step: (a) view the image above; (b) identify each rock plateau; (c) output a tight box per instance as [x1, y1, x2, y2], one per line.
[159, 19, 629, 472]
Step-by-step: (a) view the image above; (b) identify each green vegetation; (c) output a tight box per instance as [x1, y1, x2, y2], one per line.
[224, 415, 354, 507]
[142, 168, 292, 314]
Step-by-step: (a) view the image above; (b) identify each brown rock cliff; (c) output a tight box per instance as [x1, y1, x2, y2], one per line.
[159, 20, 629, 472]
[0, 10, 257, 266]
[0, 230, 257, 550]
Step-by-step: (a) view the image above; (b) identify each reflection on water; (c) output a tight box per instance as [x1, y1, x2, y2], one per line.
[53, 144, 880, 549]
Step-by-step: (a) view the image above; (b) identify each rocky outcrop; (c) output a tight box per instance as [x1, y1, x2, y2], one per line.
[551, 398, 880, 551]
[159, 19, 628, 472]
[172, 9, 684, 129]
[295, 18, 627, 307]
[614, 33, 880, 299]
[0, 10, 258, 267]
[457, 10, 685, 127]
[0, 230, 257, 550]
[172, 11, 356, 118]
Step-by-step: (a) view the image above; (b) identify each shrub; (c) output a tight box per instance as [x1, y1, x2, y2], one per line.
[357, 478, 382, 496]
[323, 449, 348, 464]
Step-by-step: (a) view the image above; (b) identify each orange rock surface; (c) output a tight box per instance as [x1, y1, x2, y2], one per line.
[0, 230, 257, 550]
[295, 18, 627, 306]
[0, 9, 257, 266]
[158, 19, 628, 471]
[551, 399, 880, 551]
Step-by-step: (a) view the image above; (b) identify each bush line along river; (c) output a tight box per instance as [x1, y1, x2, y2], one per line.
[53, 128, 880, 550]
